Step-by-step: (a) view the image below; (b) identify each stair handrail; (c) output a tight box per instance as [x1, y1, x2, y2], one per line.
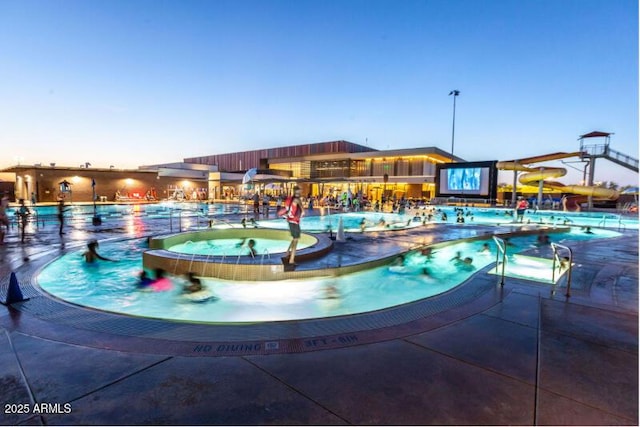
[492, 236, 507, 286]
[550, 242, 573, 297]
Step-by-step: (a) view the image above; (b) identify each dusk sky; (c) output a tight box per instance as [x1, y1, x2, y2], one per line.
[1, 0, 638, 185]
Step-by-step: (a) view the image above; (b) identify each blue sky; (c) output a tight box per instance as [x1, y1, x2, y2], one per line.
[1, 0, 637, 185]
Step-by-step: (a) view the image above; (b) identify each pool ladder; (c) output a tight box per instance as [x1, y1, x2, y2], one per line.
[492, 236, 508, 286]
[550, 243, 574, 297]
[598, 214, 626, 232]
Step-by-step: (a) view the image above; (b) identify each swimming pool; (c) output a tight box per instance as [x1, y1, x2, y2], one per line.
[36, 226, 620, 323]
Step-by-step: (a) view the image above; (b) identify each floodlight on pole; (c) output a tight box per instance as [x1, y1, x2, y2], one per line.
[449, 90, 460, 162]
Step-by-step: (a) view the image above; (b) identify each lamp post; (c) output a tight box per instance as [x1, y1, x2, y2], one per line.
[449, 90, 460, 162]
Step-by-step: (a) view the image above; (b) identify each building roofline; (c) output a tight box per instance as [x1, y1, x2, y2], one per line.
[267, 146, 463, 164]
[183, 140, 375, 162]
[1, 165, 155, 173]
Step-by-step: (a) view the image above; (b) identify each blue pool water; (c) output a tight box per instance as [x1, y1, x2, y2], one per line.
[168, 237, 312, 256]
[253, 208, 637, 232]
[7, 202, 637, 230]
[255, 212, 423, 232]
[36, 226, 620, 323]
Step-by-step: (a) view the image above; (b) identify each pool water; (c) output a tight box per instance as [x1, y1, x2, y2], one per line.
[5, 201, 245, 221]
[8, 202, 637, 231]
[255, 212, 423, 233]
[252, 208, 637, 233]
[168, 238, 311, 257]
[488, 255, 565, 284]
[404, 206, 638, 230]
[36, 227, 620, 323]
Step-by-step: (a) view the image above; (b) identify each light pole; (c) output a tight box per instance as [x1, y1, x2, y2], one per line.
[449, 90, 460, 162]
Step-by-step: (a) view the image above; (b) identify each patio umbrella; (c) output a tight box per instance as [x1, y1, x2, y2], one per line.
[242, 168, 257, 185]
[58, 180, 71, 192]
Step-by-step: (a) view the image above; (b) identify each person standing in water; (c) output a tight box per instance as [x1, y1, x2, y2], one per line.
[57, 199, 69, 235]
[282, 186, 304, 266]
[83, 240, 115, 263]
[516, 197, 529, 222]
[17, 199, 30, 243]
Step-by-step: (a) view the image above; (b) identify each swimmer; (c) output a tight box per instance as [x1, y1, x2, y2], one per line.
[137, 270, 153, 288]
[420, 247, 434, 260]
[449, 251, 462, 262]
[83, 240, 115, 263]
[456, 257, 474, 270]
[360, 218, 366, 232]
[324, 284, 340, 299]
[151, 268, 173, 292]
[536, 233, 550, 245]
[479, 243, 490, 253]
[584, 226, 594, 234]
[247, 239, 257, 257]
[183, 272, 203, 293]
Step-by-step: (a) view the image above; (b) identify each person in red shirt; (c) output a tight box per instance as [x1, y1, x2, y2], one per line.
[516, 197, 529, 222]
[282, 186, 304, 266]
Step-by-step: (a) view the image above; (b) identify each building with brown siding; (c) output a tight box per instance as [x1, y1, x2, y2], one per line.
[1, 140, 461, 203]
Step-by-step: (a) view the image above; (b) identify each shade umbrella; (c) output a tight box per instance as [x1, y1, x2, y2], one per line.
[242, 168, 258, 184]
[58, 180, 71, 191]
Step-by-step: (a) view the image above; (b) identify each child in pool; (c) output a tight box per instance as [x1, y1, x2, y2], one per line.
[151, 268, 172, 292]
[137, 270, 153, 288]
[183, 272, 203, 293]
[247, 239, 257, 257]
[83, 240, 115, 263]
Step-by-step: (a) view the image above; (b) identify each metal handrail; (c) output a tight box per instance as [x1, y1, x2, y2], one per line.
[210, 218, 235, 229]
[551, 242, 573, 297]
[261, 249, 271, 263]
[598, 215, 607, 227]
[232, 254, 242, 281]
[492, 236, 507, 286]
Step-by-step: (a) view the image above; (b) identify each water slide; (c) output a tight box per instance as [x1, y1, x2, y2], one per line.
[496, 152, 619, 210]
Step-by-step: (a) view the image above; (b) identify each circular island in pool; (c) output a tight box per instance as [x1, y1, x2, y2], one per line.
[143, 228, 334, 281]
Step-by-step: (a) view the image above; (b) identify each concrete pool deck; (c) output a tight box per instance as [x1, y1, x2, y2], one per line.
[0, 208, 637, 425]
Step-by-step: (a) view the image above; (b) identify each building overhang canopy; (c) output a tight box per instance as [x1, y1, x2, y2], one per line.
[268, 146, 462, 165]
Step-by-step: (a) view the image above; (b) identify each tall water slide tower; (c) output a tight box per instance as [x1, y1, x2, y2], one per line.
[579, 131, 639, 210]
